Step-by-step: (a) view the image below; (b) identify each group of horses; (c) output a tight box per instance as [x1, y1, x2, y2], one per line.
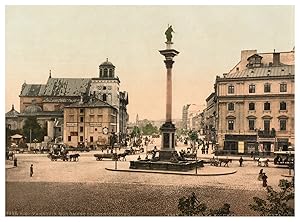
[47, 152, 80, 162]
[210, 158, 233, 167]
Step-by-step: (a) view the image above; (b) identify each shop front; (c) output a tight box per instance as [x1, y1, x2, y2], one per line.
[224, 134, 257, 154]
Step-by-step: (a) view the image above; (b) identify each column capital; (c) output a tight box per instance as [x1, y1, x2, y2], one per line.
[164, 60, 174, 69]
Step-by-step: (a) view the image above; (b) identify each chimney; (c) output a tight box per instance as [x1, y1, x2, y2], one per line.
[273, 52, 280, 66]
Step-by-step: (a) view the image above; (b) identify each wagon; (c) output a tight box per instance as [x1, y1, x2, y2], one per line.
[47, 153, 69, 161]
[94, 153, 117, 161]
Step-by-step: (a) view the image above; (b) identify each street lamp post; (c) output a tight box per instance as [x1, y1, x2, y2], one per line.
[29, 129, 32, 152]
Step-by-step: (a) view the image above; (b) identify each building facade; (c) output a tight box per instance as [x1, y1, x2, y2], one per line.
[203, 92, 217, 142]
[12, 60, 129, 144]
[63, 96, 117, 148]
[215, 49, 294, 154]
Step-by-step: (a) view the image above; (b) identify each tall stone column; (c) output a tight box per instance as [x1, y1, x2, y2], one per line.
[159, 42, 179, 161]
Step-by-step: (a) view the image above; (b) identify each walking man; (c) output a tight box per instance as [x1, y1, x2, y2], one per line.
[239, 156, 244, 167]
[30, 164, 33, 177]
[262, 173, 268, 187]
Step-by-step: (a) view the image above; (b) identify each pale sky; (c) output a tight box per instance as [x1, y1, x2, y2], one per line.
[5, 5, 294, 122]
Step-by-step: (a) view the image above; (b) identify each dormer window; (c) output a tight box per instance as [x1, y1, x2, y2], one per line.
[247, 54, 262, 68]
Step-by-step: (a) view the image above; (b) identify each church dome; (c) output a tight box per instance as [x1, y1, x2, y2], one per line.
[24, 104, 42, 113]
[100, 58, 115, 67]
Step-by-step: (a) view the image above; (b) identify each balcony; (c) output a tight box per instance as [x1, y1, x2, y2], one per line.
[258, 129, 276, 138]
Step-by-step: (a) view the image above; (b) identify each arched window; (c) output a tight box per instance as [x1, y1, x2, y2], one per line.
[280, 102, 287, 110]
[103, 94, 107, 102]
[104, 68, 108, 77]
[109, 69, 113, 77]
[100, 69, 103, 77]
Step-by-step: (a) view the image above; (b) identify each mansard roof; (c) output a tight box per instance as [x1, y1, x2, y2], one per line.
[43, 78, 91, 97]
[222, 65, 294, 79]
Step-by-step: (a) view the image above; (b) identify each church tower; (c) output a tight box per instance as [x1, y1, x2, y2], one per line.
[89, 59, 121, 133]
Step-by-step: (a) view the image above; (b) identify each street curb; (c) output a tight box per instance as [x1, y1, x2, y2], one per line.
[105, 168, 237, 176]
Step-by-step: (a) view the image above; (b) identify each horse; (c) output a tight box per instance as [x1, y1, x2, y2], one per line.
[219, 159, 232, 167]
[117, 152, 128, 161]
[257, 158, 269, 167]
[69, 154, 80, 162]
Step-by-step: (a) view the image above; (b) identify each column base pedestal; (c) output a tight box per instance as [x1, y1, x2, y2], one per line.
[159, 122, 176, 161]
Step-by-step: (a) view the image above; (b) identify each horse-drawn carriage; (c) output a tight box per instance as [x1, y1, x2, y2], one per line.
[47, 152, 80, 162]
[94, 152, 128, 161]
[209, 157, 232, 167]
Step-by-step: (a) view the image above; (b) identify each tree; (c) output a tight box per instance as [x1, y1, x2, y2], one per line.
[178, 192, 232, 216]
[130, 126, 141, 138]
[22, 117, 46, 143]
[141, 123, 158, 135]
[249, 179, 294, 216]
[188, 130, 198, 150]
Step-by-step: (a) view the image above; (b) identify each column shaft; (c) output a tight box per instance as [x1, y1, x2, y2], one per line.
[166, 68, 172, 122]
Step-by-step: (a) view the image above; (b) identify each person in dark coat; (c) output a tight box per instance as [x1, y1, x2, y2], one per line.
[262, 173, 268, 187]
[239, 156, 244, 167]
[30, 164, 33, 177]
[258, 169, 264, 181]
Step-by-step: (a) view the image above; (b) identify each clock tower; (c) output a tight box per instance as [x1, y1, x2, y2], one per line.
[90, 59, 120, 133]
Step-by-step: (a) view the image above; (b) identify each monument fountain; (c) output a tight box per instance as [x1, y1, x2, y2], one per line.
[129, 25, 203, 171]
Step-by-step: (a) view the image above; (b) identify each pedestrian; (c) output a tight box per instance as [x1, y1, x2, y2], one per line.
[205, 146, 209, 154]
[250, 151, 254, 159]
[239, 156, 244, 167]
[13, 158, 18, 167]
[258, 169, 264, 181]
[30, 164, 33, 177]
[262, 173, 268, 187]
[137, 155, 141, 160]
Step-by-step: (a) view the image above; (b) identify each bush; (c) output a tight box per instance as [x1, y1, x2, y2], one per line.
[249, 179, 294, 216]
[178, 192, 233, 216]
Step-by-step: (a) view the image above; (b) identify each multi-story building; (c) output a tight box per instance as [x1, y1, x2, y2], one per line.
[215, 49, 294, 154]
[203, 92, 217, 142]
[181, 104, 203, 131]
[12, 59, 129, 143]
[63, 96, 117, 148]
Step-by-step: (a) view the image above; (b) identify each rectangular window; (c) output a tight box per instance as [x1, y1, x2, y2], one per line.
[98, 115, 103, 122]
[228, 103, 234, 111]
[228, 120, 234, 130]
[264, 83, 271, 93]
[90, 127, 94, 133]
[280, 119, 287, 131]
[249, 119, 255, 130]
[249, 103, 255, 111]
[249, 84, 256, 93]
[264, 102, 271, 111]
[280, 102, 287, 110]
[80, 136, 84, 142]
[80, 108, 84, 113]
[90, 109, 94, 114]
[264, 120, 270, 131]
[80, 117, 84, 122]
[90, 115, 94, 122]
[228, 85, 234, 94]
[280, 83, 287, 92]
[80, 126, 84, 132]
[98, 108, 102, 114]
[68, 136, 71, 142]
[90, 136, 94, 142]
